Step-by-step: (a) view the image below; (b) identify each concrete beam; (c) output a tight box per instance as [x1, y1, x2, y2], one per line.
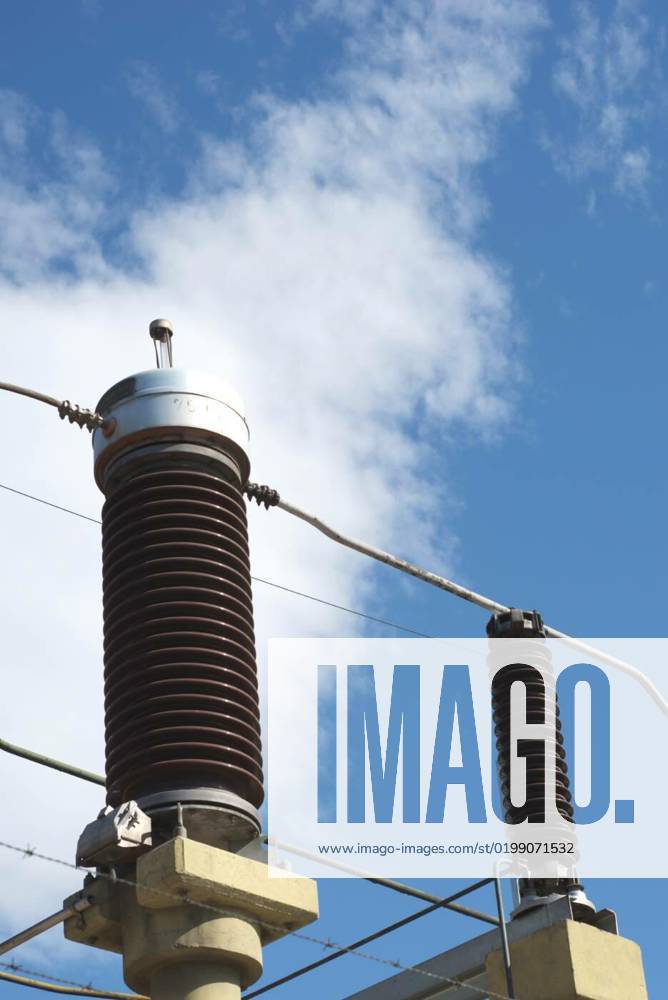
[486, 919, 647, 1000]
[135, 837, 318, 943]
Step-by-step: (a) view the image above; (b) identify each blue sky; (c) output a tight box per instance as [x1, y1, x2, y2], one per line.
[0, 0, 666, 997]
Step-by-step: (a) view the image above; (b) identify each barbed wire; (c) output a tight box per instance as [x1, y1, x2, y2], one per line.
[1, 960, 100, 990]
[0, 960, 143, 999]
[0, 839, 513, 1000]
[1, 958, 142, 998]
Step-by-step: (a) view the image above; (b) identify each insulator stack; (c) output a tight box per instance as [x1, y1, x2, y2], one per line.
[92, 353, 262, 848]
[487, 608, 588, 912]
[488, 609, 573, 827]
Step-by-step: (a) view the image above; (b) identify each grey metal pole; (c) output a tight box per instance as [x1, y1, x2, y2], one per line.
[0, 897, 91, 956]
[0, 735, 105, 786]
[368, 876, 500, 927]
[493, 878, 515, 999]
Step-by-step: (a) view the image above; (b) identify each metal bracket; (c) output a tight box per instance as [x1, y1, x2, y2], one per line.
[76, 801, 152, 867]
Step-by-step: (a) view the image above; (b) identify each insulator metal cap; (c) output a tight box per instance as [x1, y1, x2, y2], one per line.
[487, 607, 545, 638]
[92, 367, 250, 489]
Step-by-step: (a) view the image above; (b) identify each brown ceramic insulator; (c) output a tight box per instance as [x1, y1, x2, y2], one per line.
[101, 463, 264, 810]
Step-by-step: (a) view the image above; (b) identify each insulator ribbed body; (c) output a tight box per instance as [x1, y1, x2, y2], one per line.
[487, 609, 582, 902]
[491, 646, 573, 825]
[101, 459, 264, 815]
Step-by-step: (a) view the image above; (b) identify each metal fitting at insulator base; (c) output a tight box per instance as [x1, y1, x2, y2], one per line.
[89, 337, 263, 851]
[76, 801, 152, 867]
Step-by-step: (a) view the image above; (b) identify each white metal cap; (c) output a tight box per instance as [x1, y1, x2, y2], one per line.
[92, 367, 250, 489]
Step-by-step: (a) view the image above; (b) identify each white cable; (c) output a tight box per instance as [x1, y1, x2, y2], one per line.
[0, 381, 103, 431]
[275, 496, 668, 717]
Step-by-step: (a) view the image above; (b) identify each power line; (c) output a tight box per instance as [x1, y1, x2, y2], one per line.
[0, 382, 61, 410]
[243, 880, 496, 998]
[0, 962, 136, 996]
[0, 382, 103, 431]
[264, 837, 497, 925]
[2, 962, 99, 990]
[0, 962, 143, 999]
[367, 875, 496, 926]
[0, 482, 429, 638]
[249, 575, 431, 637]
[0, 484, 101, 525]
[248, 484, 668, 718]
[0, 839, 513, 1000]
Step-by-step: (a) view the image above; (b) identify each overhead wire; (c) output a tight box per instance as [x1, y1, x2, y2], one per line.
[0, 962, 144, 1000]
[247, 574, 431, 637]
[0, 383, 61, 409]
[1, 962, 98, 989]
[0, 839, 513, 1000]
[263, 837, 497, 925]
[243, 879, 497, 998]
[4, 476, 664, 710]
[246, 484, 668, 717]
[0, 484, 101, 525]
[0, 482, 429, 638]
[0, 383, 103, 432]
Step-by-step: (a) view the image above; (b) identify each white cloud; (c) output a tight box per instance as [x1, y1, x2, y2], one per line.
[196, 70, 223, 97]
[0, 89, 32, 152]
[549, 0, 658, 197]
[213, 0, 251, 44]
[614, 144, 650, 193]
[0, 0, 544, 984]
[126, 62, 180, 134]
[0, 99, 112, 282]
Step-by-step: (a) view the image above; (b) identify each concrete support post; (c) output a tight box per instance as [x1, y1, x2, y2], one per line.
[64, 838, 319, 998]
[150, 962, 241, 1000]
